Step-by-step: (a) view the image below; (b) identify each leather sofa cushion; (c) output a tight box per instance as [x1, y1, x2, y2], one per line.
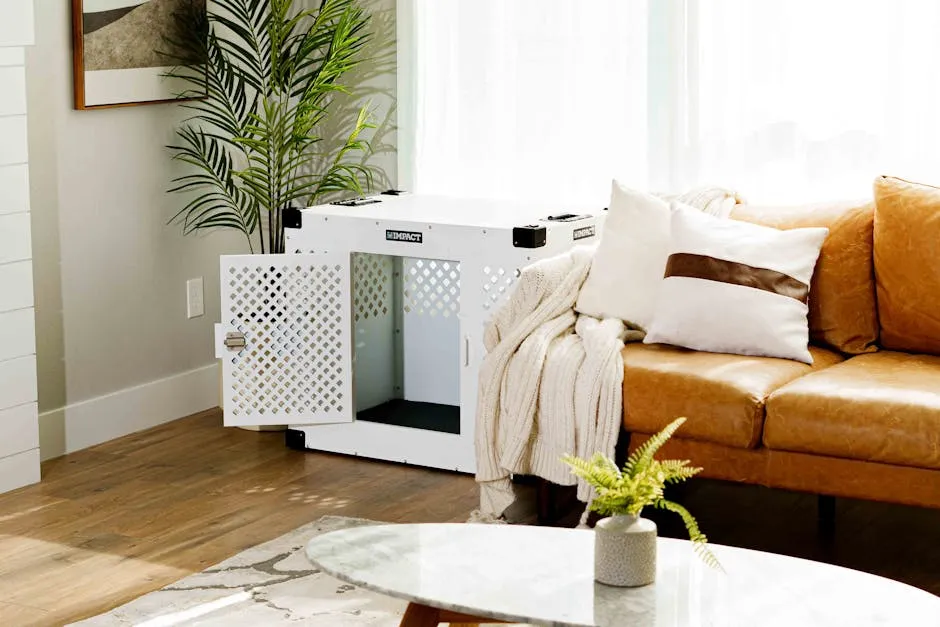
[731, 200, 878, 355]
[764, 351, 940, 469]
[622, 343, 843, 449]
[628, 434, 940, 509]
[873, 176, 940, 355]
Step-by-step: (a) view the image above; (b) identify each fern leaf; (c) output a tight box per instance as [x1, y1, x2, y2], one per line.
[656, 499, 722, 571]
[623, 417, 687, 477]
[659, 459, 702, 484]
[562, 453, 622, 491]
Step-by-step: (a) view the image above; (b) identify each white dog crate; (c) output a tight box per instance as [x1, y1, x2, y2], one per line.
[215, 194, 604, 473]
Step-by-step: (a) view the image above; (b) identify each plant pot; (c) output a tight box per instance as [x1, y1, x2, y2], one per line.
[594, 514, 657, 587]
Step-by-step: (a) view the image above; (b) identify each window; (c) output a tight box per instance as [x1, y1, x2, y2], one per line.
[400, 0, 940, 204]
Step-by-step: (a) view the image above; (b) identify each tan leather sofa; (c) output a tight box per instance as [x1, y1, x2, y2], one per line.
[622, 176, 940, 510]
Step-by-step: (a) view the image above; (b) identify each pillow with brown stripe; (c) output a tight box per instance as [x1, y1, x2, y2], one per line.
[644, 203, 828, 364]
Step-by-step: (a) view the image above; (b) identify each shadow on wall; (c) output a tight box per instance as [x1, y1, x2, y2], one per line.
[25, 1, 68, 435]
[305, 0, 398, 201]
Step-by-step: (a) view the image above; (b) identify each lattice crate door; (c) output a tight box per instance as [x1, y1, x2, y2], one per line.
[216, 253, 354, 427]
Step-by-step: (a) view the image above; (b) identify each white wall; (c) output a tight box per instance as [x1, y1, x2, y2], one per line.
[25, 0, 396, 460]
[27, 2, 254, 460]
[0, 0, 39, 493]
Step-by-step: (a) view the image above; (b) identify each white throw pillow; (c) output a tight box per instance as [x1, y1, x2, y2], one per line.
[644, 203, 828, 363]
[575, 181, 671, 330]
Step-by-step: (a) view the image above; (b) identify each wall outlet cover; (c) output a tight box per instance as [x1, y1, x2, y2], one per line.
[187, 277, 204, 319]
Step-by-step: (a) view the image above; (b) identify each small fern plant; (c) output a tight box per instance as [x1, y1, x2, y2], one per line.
[562, 417, 720, 569]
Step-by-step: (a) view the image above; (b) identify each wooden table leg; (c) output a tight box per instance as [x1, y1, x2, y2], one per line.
[399, 602, 443, 627]
[399, 601, 511, 626]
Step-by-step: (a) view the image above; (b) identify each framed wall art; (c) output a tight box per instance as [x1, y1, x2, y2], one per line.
[71, 0, 205, 110]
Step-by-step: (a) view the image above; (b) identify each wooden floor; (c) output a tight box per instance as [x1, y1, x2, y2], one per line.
[0, 410, 479, 626]
[0, 409, 937, 625]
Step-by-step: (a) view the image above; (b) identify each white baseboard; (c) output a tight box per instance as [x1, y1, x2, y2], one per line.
[38, 362, 220, 461]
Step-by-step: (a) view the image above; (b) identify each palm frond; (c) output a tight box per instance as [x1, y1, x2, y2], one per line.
[167, 126, 258, 251]
[309, 104, 375, 201]
[164, 0, 377, 253]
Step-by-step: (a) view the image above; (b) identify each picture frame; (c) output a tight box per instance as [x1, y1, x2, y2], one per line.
[71, 0, 205, 110]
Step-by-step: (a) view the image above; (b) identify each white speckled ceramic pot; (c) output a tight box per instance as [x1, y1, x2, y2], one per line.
[594, 514, 657, 587]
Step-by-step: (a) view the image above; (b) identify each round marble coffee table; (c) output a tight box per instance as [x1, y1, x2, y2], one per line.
[305, 523, 938, 626]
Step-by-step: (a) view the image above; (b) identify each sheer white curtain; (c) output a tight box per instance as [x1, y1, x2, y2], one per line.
[687, 0, 940, 203]
[405, 0, 648, 207]
[403, 0, 940, 205]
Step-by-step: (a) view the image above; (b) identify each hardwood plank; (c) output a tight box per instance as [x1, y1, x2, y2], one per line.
[0, 600, 50, 627]
[0, 410, 478, 625]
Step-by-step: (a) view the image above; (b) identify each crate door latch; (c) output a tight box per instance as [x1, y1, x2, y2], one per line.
[214, 324, 244, 358]
[224, 331, 246, 351]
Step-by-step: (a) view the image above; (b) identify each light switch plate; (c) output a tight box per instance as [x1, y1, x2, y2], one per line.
[186, 277, 204, 319]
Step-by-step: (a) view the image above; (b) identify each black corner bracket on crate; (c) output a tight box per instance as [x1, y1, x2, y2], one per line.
[285, 428, 307, 450]
[283, 206, 303, 229]
[512, 224, 547, 248]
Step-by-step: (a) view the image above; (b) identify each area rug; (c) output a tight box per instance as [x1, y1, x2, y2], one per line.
[73, 516, 407, 626]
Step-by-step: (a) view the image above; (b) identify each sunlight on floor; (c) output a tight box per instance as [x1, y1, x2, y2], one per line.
[286, 488, 351, 508]
[243, 486, 276, 494]
[240, 485, 353, 507]
[135, 591, 252, 627]
[0, 534, 190, 614]
[0, 502, 57, 524]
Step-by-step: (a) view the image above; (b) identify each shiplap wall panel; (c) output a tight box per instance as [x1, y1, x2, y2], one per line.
[0, 308, 35, 363]
[0, 66, 27, 115]
[0, 0, 34, 47]
[0, 356, 38, 409]
[0, 48, 24, 66]
[0, 116, 28, 166]
[0, 449, 40, 493]
[0, 164, 29, 215]
[0, 449, 40, 494]
[0, 211, 31, 263]
[0, 1, 37, 493]
[0, 403, 38, 460]
[0, 260, 33, 313]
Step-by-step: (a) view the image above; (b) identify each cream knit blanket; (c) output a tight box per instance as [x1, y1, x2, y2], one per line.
[473, 187, 739, 521]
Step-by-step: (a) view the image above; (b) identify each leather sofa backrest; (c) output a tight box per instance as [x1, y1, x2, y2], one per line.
[873, 176, 940, 355]
[731, 200, 878, 355]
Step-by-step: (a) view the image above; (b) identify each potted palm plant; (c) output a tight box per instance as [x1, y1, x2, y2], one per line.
[160, 0, 378, 429]
[164, 0, 377, 253]
[563, 417, 719, 587]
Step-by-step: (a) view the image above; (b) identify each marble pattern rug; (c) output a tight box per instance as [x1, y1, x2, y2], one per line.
[72, 516, 408, 626]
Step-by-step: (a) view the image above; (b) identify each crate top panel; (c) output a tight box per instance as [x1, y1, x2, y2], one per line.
[303, 194, 598, 229]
